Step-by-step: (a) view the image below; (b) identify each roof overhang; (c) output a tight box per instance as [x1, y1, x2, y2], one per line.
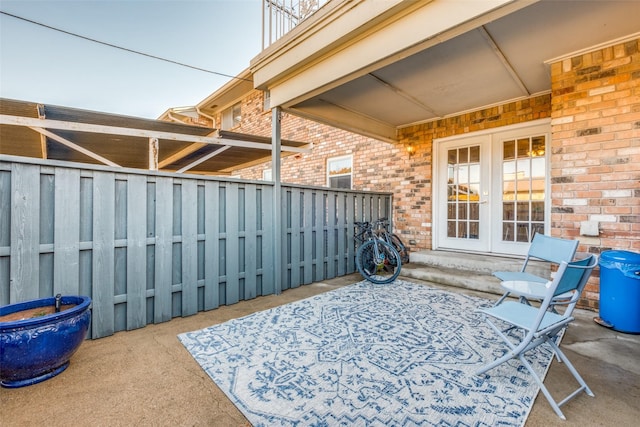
[250, 0, 640, 142]
[0, 98, 308, 174]
[196, 68, 255, 118]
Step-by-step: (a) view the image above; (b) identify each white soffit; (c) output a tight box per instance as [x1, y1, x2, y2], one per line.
[254, 0, 520, 107]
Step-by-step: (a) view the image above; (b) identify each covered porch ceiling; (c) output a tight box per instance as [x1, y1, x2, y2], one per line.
[251, 0, 640, 143]
[0, 98, 308, 175]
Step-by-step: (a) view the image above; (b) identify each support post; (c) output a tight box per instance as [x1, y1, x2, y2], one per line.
[37, 104, 48, 159]
[272, 106, 282, 295]
[149, 137, 159, 171]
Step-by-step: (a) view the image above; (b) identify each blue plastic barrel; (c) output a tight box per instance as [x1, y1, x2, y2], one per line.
[598, 250, 640, 334]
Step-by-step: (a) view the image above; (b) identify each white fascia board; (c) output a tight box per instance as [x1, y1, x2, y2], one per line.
[251, 0, 405, 84]
[195, 68, 253, 113]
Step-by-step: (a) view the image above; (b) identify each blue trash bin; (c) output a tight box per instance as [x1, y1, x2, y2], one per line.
[598, 250, 640, 334]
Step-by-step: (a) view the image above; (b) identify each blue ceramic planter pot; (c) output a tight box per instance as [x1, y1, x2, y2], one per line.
[0, 295, 91, 388]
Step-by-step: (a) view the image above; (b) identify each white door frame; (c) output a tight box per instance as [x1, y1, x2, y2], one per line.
[434, 134, 492, 252]
[432, 119, 551, 255]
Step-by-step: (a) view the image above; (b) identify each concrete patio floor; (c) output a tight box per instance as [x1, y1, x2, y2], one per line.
[1, 271, 639, 426]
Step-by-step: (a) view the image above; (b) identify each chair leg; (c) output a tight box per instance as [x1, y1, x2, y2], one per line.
[552, 328, 565, 363]
[494, 291, 510, 306]
[517, 338, 594, 420]
[517, 353, 568, 420]
[518, 295, 532, 305]
[476, 319, 528, 375]
[476, 350, 516, 376]
[547, 338, 594, 399]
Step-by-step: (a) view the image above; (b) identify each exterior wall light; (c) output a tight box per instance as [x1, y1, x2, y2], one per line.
[406, 144, 415, 157]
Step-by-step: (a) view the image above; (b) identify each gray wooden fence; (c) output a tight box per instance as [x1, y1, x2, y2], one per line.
[0, 156, 392, 338]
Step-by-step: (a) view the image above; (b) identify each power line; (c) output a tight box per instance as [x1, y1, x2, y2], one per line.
[0, 10, 252, 82]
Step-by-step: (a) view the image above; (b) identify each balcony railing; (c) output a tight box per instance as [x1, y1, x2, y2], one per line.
[262, 0, 330, 48]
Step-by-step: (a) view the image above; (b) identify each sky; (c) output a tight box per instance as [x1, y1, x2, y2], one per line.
[0, 0, 262, 119]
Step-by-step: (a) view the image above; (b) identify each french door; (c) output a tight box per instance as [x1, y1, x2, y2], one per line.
[436, 135, 491, 252]
[434, 122, 550, 255]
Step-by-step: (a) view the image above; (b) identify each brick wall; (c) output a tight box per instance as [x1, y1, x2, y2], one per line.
[550, 38, 640, 309]
[227, 91, 403, 190]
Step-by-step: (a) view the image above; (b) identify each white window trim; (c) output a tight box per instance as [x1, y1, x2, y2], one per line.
[221, 102, 242, 130]
[327, 154, 353, 189]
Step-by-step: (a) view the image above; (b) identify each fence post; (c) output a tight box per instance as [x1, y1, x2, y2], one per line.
[272, 106, 282, 295]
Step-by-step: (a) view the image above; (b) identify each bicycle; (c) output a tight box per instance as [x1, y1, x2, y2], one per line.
[372, 217, 410, 264]
[354, 220, 401, 284]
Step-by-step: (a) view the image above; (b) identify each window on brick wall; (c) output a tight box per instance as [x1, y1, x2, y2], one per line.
[221, 102, 242, 129]
[263, 169, 272, 181]
[327, 155, 352, 189]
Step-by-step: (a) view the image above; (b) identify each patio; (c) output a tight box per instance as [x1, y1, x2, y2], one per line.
[1, 271, 638, 426]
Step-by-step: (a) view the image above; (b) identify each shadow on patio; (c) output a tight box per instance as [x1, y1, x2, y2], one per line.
[1, 271, 639, 426]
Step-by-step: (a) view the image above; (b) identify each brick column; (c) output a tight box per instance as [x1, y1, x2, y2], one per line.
[550, 37, 640, 309]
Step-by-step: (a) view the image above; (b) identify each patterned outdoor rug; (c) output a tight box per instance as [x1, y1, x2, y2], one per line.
[179, 280, 555, 426]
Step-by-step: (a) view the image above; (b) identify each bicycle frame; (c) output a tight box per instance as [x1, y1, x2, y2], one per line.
[353, 219, 402, 283]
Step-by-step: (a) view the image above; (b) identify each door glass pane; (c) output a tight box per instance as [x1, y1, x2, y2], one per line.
[503, 140, 515, 160]
[532, 157, 545, 178]
[458, 204, 468, 220]
[469, 146, 480, 162]
[517, 202, 529, 221]
[447, 221, 456, 237]
[469, 222, 479, 239]
[469, 164, 480, 183]
[447, 203, 456, 220]
[459, 148, 468, 163]
[501, 135, 547, 243]
[516, 223, 530, 242]
[503, 202, 514, 220]
[531, 201, 544, 221]
[446, 146, 480, 240]
[469, 203, 479, 220]
[531, 136, 545, 157]
[517, 138, 529, 157]
[503, 223, 514, 241]
[517, 158, 531, 179]
[459, 165, 469, 184]
[458, 222, 467, 238]
[448, 149, 457, 164]
[532, 223, 545, 237]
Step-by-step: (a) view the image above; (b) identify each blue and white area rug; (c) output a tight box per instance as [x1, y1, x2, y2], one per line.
[179, 280, 555, 426]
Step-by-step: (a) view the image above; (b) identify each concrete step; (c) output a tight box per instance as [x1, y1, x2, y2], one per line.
[400, 263, 502, 295]
[399, 250, 552, 296]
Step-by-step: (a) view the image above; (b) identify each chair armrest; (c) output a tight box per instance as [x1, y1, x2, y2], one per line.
[493, 271, 549, 283]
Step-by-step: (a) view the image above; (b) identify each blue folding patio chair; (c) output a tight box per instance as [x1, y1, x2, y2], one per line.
[493, 233, 579, 306]
[476, 253, 598, 420]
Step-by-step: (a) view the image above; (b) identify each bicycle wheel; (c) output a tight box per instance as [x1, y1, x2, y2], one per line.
[390, 233, 410, 264]
[356, 239, 402, 284]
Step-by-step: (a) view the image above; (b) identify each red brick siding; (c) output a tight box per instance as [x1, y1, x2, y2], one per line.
[225, 91, 402, 189]
[550, 38, 640, 309]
